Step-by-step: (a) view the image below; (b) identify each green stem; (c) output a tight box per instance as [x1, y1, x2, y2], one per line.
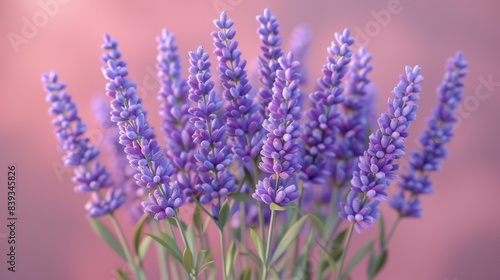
[175, 213, 194, 279]
[262, 209, 276, 280]
[109, 214, 143, 280]
[152, 222, 169, 280]
[336, 224, 354, 280]
[382, 216, 402, 251]
[220, 227, 228, 280]
[168, 222, 182, 280]
[291, 181, 305, 268]
[240, 201, 250, 269]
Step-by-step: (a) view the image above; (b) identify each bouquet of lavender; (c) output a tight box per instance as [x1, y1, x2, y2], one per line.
[42, 9, 468, 280]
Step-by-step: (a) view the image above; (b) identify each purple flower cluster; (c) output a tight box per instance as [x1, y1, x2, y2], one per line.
[339, 65, 423, 233]
[287, 24, 311, 85]
[101, 35, 184, 220]
[42, 71, 125, 217]
[253, 52, 302, 206]
[256, 8, 285, 119]
[390, 52, 467, 218]
[212, 12, 265, 163]
[300, 29, 354, 186]
[92, 97, 143, 222]
[156, 29, 200, 199]
[187, 46, 236, 208]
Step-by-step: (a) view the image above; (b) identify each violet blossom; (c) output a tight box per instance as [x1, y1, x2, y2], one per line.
[42, 71, 125, 217]
[101, 34, 184, 220]
[339, 65, 423, 233]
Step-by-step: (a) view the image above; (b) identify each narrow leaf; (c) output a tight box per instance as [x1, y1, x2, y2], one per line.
[198, 260, 215, 274]
[137, 235, 153, 262]
[226, 241, 238, 277]
[89, 219, 126, 261]
[145, 233, 182, 263]
[239, 268, 252, 280]
[379, 214, 385, 249]
[373, 250, 388, 277]
[186, 225, 197, 253]
[342, 240, 375, 278]
[133, 214, 149, 257]
[196, 250, 209, 271]
[114, 268, 130, 280]
[228, 193, 257, 204]
[218, 200, 230, 230]
[183, 247, 194, 273]
[193, 205, 203, 233]
[331, 228, 348, 262]
[270, 215, 308, 264]
[250, 228, 265, 263]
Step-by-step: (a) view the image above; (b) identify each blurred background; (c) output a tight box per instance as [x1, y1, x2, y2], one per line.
[1, 0, 499, 279]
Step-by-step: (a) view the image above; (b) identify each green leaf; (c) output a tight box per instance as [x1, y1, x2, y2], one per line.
[342, 240, 374, 279]
[270, 203, 287, 211]
[193, 205, 203, 234]
[239, 268, 252, 280]
[371, 250, 388, 278]
[331, 228, 348, 262]
[196, 250, 208, 270]
[379, 214, 385, 249]
[228, 193, 257, 204]
[250, 228, 265, 263]
[183, 247, 194, 273]
[198, 260, 215, 274]
[226, 241, 238, 277]
[270, 215, 308, 264]
[137, 235, 153, 262]
[306, 213, 324, 236]
[114, 268, 130, 280]
[218, 200, 230, 230]
[133, 214, 149, 257]
[145, 233, 182, 263]
[186, 225, 196, 253]
[89, 219, 126, 261]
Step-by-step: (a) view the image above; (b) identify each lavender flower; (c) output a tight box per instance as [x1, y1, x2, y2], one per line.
[340, 47, 374, 160]
[256, 8, 285, 119]
[42, 71, 125, 217]
[156, 29, 200, 199]
[338, 191, 380, 233]
[101, 34, 184, 220]
[92, 97, 143, 222]
[187, 46, 236, 207]
[300, 29, 354, 186]
[390, 52, 467, 218]
[253, 52, 302, 206]
[339, 65, 423, 232]
[287, 24, 311, 85]
[389, 192, 422, 218]
[212, 12, 265, 163]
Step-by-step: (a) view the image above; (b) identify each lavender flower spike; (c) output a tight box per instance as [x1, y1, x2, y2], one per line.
[92, 97, 143, 222]
[42, 71, 125, 217]
[253, 52, 302, 206]
[256, 8, 285, 119]
[390, 52, 467, 218]
[338, 191, 380, 233]
[212, 12, 265, 163]
[187, 46, 236, 206]
[300, 29, 354, 186]
[287, 24, 312, 85]
[156, 29, 199, 199]
[339, 65, 423, 233]
[101, 35, 184, 220]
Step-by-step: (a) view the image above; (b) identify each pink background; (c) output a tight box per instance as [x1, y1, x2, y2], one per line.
[1, 0, 500, 279]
